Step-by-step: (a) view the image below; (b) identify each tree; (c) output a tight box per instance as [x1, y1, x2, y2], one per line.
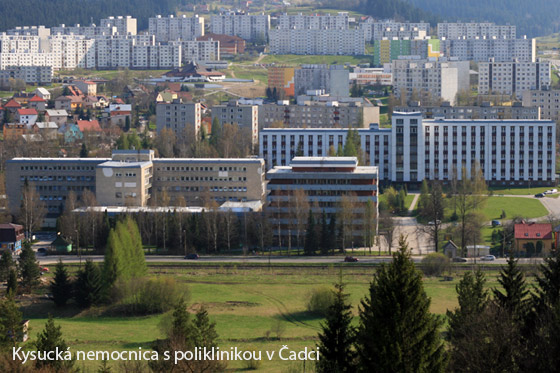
[356, 236, 447, 372]
[19, 241, 40, 291]
[51, 260, 73, 307]
[18, 178, 46, 239]
[493, 255, 529, 321]
[74, 260, 103, 308]
[210, 116, 221, 147]
[0, 250, 15, 282]
[0, 295, 23, 349]
[80, 142, 89, 158]
[364, 200, 377, 255]
[35, 315, 74, 371]
[319, 211, 330, 255]
[316, 280, 357, 373]
[419, 181, 445, 252]
[6, 269, 17, 296]
[379, 211, 396, 254]
[292, 189, 309, 254]
[304, 210, 318, 255]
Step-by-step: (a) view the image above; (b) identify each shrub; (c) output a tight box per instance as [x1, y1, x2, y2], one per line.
[421, 253, 450, 277]
[110, 277, 183, 315]
[306, 287, 335, 316]
[271, 319, 286, 339]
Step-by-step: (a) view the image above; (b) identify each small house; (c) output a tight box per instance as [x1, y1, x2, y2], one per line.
[515, 221, 554, 256]
[50, 235, 72, 253]
[0, 223, 24, 253]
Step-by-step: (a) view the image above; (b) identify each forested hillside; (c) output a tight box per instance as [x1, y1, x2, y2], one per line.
[0, 0, 198, 32]
[408, 0, 560, 37]
[319, 0, 439, 24]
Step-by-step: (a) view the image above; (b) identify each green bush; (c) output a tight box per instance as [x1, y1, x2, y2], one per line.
[421, 253, 450, 277]
[110, 277, 182, 315]
[306, 287, 335, 316]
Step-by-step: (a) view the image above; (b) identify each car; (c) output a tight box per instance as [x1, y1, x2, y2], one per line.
[480, 255, 496, 261]
[39, 266, 49, 272]
[184, 253, 199, 260]
[37, 247, 48, 254]
[491, 220, 502, 227]
[452, 257, 468, 263]
[535, 193, 545, 198]
[344, 256, 359, 262]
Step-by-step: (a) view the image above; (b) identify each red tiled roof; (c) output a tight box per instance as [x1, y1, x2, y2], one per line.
[17, 108, 38, 115]
[113, 98, 125, 104]
[77, 120, 102, 132]
[514, 222, 553, 240]
[29, 95, 46, 102]
[4, 99, 21, 108]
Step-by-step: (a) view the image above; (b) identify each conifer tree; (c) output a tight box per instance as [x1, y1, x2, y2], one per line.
[304, 210, 317, 255]
[6, 268, 17, 296]
[328, 215, 337, 254]
[0, 294, 22, 349]
[493, 255, 529, 321]
[356, 236, 447, 372]
[320, 211, 329, 255]
[19, 241, 40, 291]
[0, 250, 15, 282]
[35, 315, 73, 371]
[51, 260, 73, 307]
[74, 260, 103, 308]
[316, 280, 356, 373]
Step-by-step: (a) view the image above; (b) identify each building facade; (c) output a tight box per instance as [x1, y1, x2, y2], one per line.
[277, 12, 349, 30]
[269, 29, 365, 56]
[0, 66, 53, 84]
[156, 99, 201, 138]
[437, 22, 517, 40]
[478, 59, 551, 98]
[294, 65, 350, 97]
[395, 102, 541, 120]
[522, 88, 560, 121]
[267, 66, 296, 97]
[360, 19, 429, 42]
[210, 13, 270, 42]
[440, 37, 535, 62]
[148, 15, 205, 42]
[211, 100, 259, 145]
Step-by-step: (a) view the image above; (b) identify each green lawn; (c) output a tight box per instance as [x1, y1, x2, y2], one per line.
[489, 186, 558, 196]
[21, 265, 508, 372]
[259, 54, 372, 66]
[482, 196, 548, 221]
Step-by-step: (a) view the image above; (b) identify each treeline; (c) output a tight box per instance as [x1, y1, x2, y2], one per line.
[316, 238, 560, 372]
[409, 0, 560, 37]
[0, 0, 199, 32]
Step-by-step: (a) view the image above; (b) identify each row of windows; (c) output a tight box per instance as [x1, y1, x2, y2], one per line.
[156, 166, 248, 172]
[21, 175, 93, 182]
[156, 176, 247, 182]
[20, 165, 95, 171]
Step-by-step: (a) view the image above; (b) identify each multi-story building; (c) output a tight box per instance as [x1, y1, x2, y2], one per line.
[395, 102, 541, 120]
[99, 16, 137, 35]
[350, 66, 392, 86]
[6, 26, 50, 38]
[169, 40, 219, 63]
[211, 100, 259, 145]
[360, 19, 429, 42]
[156, 99, 201, 138]
[267, 66, 296, 97]
[266, 156, 378, 247]
[197, 34, 245, 57]
[0, 65, 53, 84]
[210, 13, 270, 42]
[372, 38, 431, 65]
[478, 59, 551, 99]
[392, 58, 470, 105]
[522, 88, 560, 121]
[269, 29, 365, 55]
[260, 112, 556, 186]
[259, 98, 380, 129]
[437, 22, 516, 40]
[6, 150, 267, 217]
[51, 24, 117, 38]
[148, 15, 205, 42]
[440, 37, 536, 62]
[277, 12, 349, 30]
[294, 65, 350, 97]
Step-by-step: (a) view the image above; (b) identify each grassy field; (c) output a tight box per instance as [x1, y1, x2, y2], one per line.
[259, 54, 372, 66]
[489, 186, 558, 196]
[482, 196, 548, 221]
[55, 69, 169, 80]
[378, 193, 416, 211]
[21, 264, 511, 372]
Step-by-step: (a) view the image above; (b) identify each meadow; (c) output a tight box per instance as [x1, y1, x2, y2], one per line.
[21, 263, 516, 372]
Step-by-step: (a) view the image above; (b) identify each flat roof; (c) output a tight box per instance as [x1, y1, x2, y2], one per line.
[97, 161, 151, 168]
[153, 158, 264, 164]
[268, 165, 378, 175]
[8, 158, 109, 162]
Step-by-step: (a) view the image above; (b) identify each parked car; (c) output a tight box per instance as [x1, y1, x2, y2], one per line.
[481, 255, 496, 261]
[37, 247, 48, 254]
[184, 253, 199, 260]
[535, 193, 545, 198]
[39, 266, 49, 272]
[344, 256, 359, 262]
[452, 257, 468, 263]
[491, 220, 502, 227]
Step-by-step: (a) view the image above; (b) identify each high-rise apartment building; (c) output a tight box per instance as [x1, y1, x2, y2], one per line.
[210, 13, 270, 42]
[294, 65, 350, 97]
[478, 59, 550, 98]
[360, 19, 429, 42]
[156, 99, 201, 138]
[277, 12, 349, 30]
[269, 29, 365, 55]
[148, 15, 205, 42]
[437, 22, 516, 40]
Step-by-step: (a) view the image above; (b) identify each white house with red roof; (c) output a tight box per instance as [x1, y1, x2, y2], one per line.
[16, 108, 38, 125]
[107, 104, 132, 126]
[28, 95, 47, 112]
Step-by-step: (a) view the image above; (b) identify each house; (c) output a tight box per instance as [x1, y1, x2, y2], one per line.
[443, 240, 459, 258]
[28, 95, 47, 112]
[96, 96, 109, 108]
[83, 96, 99, 109]
[4, 99, 22, 115]
[35, 87, 51, 100]
[3, 123, 26, 140]
[32, 122, 58, 140]
[12, 92, 34, 105]
[51, 235, 72, 253]
[77, 119, 102, 133]
[156, 90, 178, 103]
[0, 223, 24, 253]
[54, 96, 72, 111]
[72, 80, 97, 96]
[68, 95, 83, 110]
[58, 123, 83, 143]
[16, 108, 38, 125]
[515, 221, 554, 256]
[107, 104, 132, 126]
[163, 62, 226, 82]
[45, 109, 68, 126]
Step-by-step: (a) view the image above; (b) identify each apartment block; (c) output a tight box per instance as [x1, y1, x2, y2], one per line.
[266, 156, 378, 247]
[360, 19, 429, 42]
[260, 112, 556, 185]
[350, 66, 392, 86]
[395, 102, 540, 120]
[169, 40, 220, 63]
[0, 65, 53, 84]
[156, 99, 201, 138]
[6, 150, 267, 217]
[440, 37, 535, 62]
[267, 66, 296, 97]
[437, 22, 516, 40]
[211, 100, 259, 145]
[210, 13, 270, 42]
[372, 38, 432, 65]
[148, 15, 205, 42]
[276, 12, 349, 30]
[294, 65, 350, 97]
[259, 98, 379, 129]
[197, 34, 245, 57]
[269, 29, 365, 55]
[392, 58, 470, 105]
[99, 16, 137, 35]
[478, 59, 551, 98]
[51, 24, 117, 38]
[522, 88, 560, 121]
[6, 26, 50, 38]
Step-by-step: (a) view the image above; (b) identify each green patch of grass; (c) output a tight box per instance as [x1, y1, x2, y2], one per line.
[489, 186, 558, 196]
[482, 196, 548, 221]
[260, 54, 372, 66]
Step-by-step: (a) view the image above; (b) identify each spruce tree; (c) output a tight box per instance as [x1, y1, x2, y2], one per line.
[51, 260, 73, 307]
[304, 210, 317, 255]
[356, 236, 447, 372]
[328, 215, 337, 254]
[0, 250, 14, 282]
[19, 241, 40, 291]
[319, 211, 329, 255]
[493, 255, 529, 321]
[316, 280, 356, 373]
[80, 143, 89, 158]
[74, 260, 103, 308]
[35, 315, 74, 371]
[6, 268, 17, 296]
[0, 294, 23, 349]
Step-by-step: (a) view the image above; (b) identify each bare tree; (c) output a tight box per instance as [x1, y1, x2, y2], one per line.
[292, 189, 309, 255]
[364, 199, 377, 254]
[339, 193, 355, 252]
[418, 181, 446, 252]
[379, 211, 396, 255]
[223, 209, 238, 252]
[18, 180, 46, 238]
